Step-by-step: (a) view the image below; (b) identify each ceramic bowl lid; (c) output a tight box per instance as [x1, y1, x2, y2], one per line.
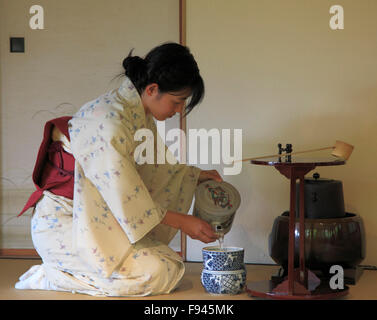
[195, 180, 241, 217]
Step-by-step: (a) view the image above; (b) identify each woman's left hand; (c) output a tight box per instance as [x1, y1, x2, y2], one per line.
[197, 170, 223, 185]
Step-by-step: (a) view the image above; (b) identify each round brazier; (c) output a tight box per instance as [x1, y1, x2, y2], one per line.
[201, 246, 246, 295]
[269, 212, 366, 271]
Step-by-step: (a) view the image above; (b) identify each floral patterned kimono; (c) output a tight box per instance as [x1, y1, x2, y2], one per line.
[15, 77, 201, 297]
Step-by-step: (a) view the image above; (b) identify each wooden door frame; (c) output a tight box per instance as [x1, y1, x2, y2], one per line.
[179, 0, 188, 262]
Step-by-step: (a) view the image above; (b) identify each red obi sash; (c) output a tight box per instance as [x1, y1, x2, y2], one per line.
[18, 117, 75, 216]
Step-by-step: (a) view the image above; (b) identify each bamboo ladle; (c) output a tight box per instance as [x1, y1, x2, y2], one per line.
[236, 140, 354, 163]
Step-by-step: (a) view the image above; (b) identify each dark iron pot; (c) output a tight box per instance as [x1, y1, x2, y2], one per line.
[295, 173, 345, 219]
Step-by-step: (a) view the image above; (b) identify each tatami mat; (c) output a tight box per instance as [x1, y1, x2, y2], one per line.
[0, 258, 375, 300]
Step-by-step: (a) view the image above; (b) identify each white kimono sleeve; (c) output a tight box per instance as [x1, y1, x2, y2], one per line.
[70, 117, 167, 245]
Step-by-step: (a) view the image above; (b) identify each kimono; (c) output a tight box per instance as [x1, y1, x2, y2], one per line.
[15, 77, 202, 297]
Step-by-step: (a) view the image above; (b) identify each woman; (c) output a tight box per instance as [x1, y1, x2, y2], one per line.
[16, 42, 222, 296]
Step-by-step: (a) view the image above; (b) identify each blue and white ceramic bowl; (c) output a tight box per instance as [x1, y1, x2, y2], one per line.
[201, 246, 246, 295]
[202, 246, 245, 271]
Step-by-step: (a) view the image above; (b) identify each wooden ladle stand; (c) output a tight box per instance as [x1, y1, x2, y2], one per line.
[245, 145, 351, 299]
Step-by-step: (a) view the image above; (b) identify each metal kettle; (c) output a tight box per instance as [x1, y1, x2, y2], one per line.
[295, 172, 346, 219]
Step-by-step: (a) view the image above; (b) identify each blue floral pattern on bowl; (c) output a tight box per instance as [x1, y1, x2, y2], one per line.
[201, 246, 246, 295]
[202, 247, 244, 271]
[201, 269, 246, 295]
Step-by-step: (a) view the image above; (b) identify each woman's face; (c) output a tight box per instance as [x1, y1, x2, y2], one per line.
[141, 83, 191, 121]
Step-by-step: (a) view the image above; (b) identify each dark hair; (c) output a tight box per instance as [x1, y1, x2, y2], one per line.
[122, 42, 204, 116]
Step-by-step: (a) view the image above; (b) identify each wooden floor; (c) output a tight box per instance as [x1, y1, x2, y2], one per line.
[0, 258, 376, 300]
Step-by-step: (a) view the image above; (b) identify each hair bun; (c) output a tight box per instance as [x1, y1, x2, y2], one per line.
[122, 52, 147, 90]
[122, 55, 146, 72]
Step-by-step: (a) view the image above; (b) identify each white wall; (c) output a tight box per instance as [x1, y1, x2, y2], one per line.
[0, 0, 180, 248]
[186, 0, 377, 265]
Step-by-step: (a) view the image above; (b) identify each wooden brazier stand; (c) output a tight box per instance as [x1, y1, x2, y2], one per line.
[246, 156, 349, 299]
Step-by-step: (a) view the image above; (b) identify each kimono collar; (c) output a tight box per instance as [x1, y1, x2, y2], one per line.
[117, 76, 153, 131]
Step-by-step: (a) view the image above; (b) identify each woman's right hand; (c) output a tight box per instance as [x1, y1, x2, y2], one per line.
[179, 215, 219, 244]
[161, 211, 219, 244]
